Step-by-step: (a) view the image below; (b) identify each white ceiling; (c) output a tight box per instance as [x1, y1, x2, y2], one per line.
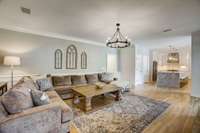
[0, 0, 199, 47]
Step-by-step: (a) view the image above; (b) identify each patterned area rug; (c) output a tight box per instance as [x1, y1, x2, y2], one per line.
[72, 94, 170, 133]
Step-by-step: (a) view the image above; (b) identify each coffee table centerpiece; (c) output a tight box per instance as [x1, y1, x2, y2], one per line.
[95, 82, 105, 89]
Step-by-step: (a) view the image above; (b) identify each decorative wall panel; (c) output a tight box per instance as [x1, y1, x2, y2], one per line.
[81, 51, 87, 69]
[66, 45, 77, 69]
[54, 49, 62, 69]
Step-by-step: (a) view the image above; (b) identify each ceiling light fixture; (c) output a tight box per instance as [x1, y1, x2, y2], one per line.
[106, 23, 131, 48]
[167, 45, 179, 64]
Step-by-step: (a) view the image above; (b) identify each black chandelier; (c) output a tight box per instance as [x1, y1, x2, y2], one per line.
[106, 23, 131, 48]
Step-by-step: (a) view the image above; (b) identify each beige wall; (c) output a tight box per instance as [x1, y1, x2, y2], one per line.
[0, 28, 117, 82]
[119, 45, 135, 88]
[135, 46, 150, 85]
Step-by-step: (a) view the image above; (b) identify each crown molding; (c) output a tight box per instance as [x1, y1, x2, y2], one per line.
[0, 23, 105, 47]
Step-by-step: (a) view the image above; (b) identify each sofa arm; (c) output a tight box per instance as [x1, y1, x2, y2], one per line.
[0, 103, 62, 133]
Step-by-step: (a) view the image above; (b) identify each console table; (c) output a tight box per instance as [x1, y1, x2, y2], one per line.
[0, 82, 8, 96]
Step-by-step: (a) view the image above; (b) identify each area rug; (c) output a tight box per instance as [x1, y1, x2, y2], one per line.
[72, 94, 170, 133]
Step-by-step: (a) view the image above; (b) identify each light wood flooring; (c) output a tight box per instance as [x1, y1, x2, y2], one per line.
[132, 81, 200, 133]
[69, 81, 200, 133]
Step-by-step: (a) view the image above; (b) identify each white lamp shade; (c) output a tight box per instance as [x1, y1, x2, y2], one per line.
[3, 56, 21, 66]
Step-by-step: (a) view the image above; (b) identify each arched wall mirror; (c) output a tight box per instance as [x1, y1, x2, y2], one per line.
[66, 45, 78, 69]
[54, 49, 63, 69]
[81, 51, 87, 69]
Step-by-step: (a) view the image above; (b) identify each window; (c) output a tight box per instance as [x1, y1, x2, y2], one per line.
[54, 49, 62, 69]
[66, 45, 77, 69]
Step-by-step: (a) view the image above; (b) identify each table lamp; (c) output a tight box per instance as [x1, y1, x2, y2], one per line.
[3, 56, 21, 88]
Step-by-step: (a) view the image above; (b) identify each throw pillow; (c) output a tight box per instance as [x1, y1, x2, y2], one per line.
[36, 78, 53, 91]
[63, 76, 72, 86]
[31, 89, 49, 106]
[52, 76, 65, 86]
[71, 75, 87, 85]
[52, 76, 71, 86]
[100, 73, 114, 84]
[1, 86, 33, 114]
[85, 74, 99, 84]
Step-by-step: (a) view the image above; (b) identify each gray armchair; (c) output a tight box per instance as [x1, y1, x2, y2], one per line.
[0, 91, 73, 133]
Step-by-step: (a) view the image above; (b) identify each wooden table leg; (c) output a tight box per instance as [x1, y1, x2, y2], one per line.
[115, 90, 122, 101]
[85, 97, 92, 111]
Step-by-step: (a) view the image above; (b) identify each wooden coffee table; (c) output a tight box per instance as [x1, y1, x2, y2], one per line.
[72, 84, 121, 111]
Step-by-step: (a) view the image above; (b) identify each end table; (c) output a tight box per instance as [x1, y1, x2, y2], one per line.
[0, 82, 8, 96]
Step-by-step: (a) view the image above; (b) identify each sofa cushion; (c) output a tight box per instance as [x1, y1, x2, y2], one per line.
[36, 78, 54, 91]
[46, 90, 63, 103]
[54, 86, 72, 93]
[0, 103, 62, 133]
[61, 104, 73, 123]
[1, 86, 34, 114]
[61, 122, 70, 133]
[100, 73, 114, 83]
[85, 74, 99, 84]
[45, 90, 73, 123]
[71, 75, 87, 85]
[31, 89, 50, 106]
[0, 99, 8, 121]
[52, 76, 71, 86]
[54, 86, 73, 99]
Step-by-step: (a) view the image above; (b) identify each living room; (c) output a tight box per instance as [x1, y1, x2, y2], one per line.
[0, 0, 200, 133]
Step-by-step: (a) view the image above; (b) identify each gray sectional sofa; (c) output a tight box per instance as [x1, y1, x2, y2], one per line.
[48, 73, 115, 100]
[0, 77, 73, 133]
[0, 72, 115, 133]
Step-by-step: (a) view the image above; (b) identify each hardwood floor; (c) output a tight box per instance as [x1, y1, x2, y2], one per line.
[70, 81, 200, 133]
[132, 81, 200, 133]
